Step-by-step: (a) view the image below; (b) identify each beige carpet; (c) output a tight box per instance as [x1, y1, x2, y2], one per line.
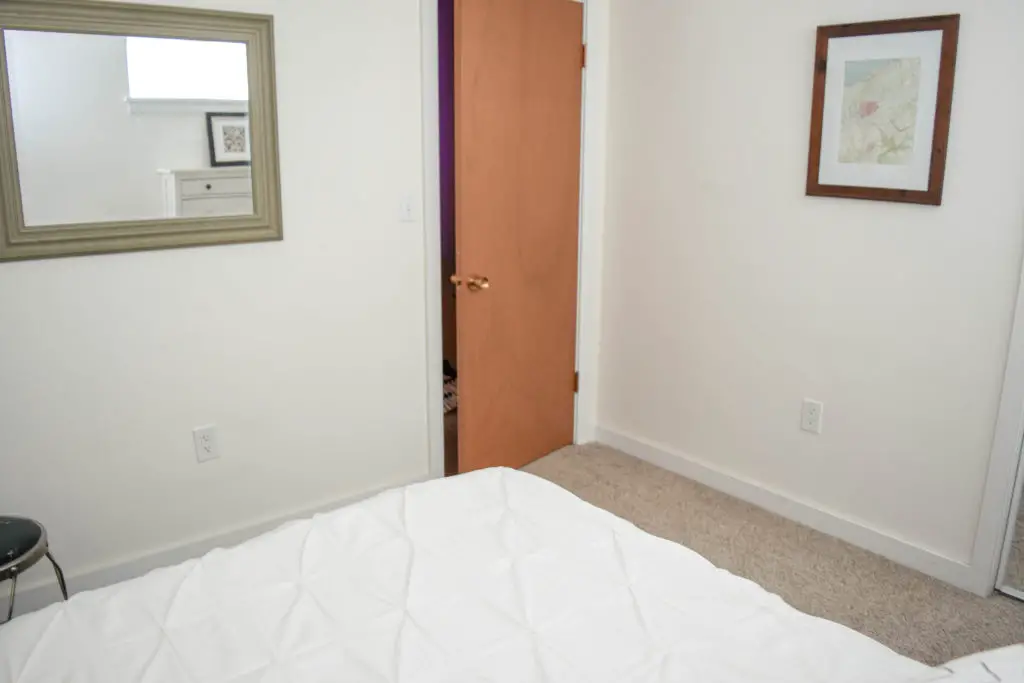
[523, 444, 1024, 666]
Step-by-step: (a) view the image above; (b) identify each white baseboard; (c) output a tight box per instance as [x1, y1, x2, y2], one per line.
[999, 584, 1024, 602]
[595, 426, 991, 596]
[3, 474, 430, 618]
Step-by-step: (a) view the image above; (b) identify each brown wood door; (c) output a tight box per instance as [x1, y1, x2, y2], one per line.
[454, 0, 584, 473]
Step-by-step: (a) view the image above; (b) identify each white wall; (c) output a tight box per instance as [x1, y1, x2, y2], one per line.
[598, 0, 1024, 587]
[0, 0, 429, 612]
[6, 31, 212, 225]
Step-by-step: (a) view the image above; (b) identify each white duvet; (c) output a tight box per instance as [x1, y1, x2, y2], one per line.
[1, 468, 929, 683]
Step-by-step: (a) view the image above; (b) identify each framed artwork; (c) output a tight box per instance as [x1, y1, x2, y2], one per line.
[206, 112, 251, 167]
[806, 15, 960, 205]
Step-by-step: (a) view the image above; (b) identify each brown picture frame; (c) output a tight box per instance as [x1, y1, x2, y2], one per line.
[805, 14, 960, 206]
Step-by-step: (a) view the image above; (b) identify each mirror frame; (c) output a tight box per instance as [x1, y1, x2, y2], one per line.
[0, 0, 282, 262]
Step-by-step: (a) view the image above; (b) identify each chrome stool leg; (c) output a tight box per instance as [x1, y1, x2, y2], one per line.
[6, 572, 16, 623]
[46, 551, 68, 601]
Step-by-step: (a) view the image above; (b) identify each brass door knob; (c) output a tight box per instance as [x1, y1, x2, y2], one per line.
[450, 274, 490, 292]
[466, 276, 490, 292]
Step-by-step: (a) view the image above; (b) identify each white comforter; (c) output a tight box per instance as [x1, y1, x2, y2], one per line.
[1, 468, 929, 683]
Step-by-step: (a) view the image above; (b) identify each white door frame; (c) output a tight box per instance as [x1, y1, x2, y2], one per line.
[420, 0, 445, 479]
[574, 0, 610, 446]
[973, 254, 1024, 594]
[419, 0, 610, 479]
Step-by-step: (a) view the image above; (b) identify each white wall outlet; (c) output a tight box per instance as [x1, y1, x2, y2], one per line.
[193, 425, 220, 463]
[800, 399, 824, 435]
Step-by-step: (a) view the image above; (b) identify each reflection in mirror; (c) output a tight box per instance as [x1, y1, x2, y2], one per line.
[4, 30, 254, 227]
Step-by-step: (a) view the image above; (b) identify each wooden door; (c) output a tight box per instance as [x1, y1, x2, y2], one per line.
[454, 0, 584, 473]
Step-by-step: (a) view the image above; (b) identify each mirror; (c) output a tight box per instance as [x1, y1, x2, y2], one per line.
[0, 2, 281, 261]
[7, 32, 254, 226]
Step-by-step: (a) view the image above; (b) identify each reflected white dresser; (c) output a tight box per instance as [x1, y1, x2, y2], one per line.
[159, 168, 253, 218]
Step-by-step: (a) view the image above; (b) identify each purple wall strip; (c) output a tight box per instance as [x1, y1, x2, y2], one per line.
[439, 0, 455, 267]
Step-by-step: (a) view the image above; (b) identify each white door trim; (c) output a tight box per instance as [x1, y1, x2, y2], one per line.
[420, 0, 609, 477]
[974, 254, 1024, 594]
[575, 0, 610, 443]
[420, 0, 445, 479]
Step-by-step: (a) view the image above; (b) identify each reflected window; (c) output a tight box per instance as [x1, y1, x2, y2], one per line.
[126, 37, 248, 101]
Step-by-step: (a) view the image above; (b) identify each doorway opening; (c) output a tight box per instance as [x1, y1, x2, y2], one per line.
[439, 0, 458, 476]
[436, 0, 585, 477]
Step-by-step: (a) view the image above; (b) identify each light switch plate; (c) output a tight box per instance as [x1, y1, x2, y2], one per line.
[399, 195, 418, 223]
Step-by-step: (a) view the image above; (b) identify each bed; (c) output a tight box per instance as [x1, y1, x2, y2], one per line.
[1, 468, 936, 682]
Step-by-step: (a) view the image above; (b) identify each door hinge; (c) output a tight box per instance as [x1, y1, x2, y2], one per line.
[574, 371, 580, 393]
[581, 43, 587, 69]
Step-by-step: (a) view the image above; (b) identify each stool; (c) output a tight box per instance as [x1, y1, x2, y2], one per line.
[0, 517, 68, 623]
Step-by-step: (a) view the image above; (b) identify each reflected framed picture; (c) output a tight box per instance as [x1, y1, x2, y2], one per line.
[206, 112, 251, 167]
[806, 15, 960, 205]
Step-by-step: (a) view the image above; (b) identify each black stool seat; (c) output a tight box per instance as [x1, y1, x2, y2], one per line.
[0, 516, 68, 624]
[0, 518, 45, 569]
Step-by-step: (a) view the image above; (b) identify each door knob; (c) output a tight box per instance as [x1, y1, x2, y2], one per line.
[466, 276, 490, 292]
[450, 274, 490, 292]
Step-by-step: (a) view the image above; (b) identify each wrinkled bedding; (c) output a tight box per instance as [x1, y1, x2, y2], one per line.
[0, 468, 929, 682]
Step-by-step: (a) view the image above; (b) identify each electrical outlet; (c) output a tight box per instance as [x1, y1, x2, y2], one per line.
[193, 425, 220, 463]
[801, 399, 824, 435]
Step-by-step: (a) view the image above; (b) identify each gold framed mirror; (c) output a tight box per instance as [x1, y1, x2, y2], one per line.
[0, 0, 282, 261]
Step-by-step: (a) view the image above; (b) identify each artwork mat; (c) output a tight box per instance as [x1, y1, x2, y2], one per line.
[818, 30, 943, 191]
